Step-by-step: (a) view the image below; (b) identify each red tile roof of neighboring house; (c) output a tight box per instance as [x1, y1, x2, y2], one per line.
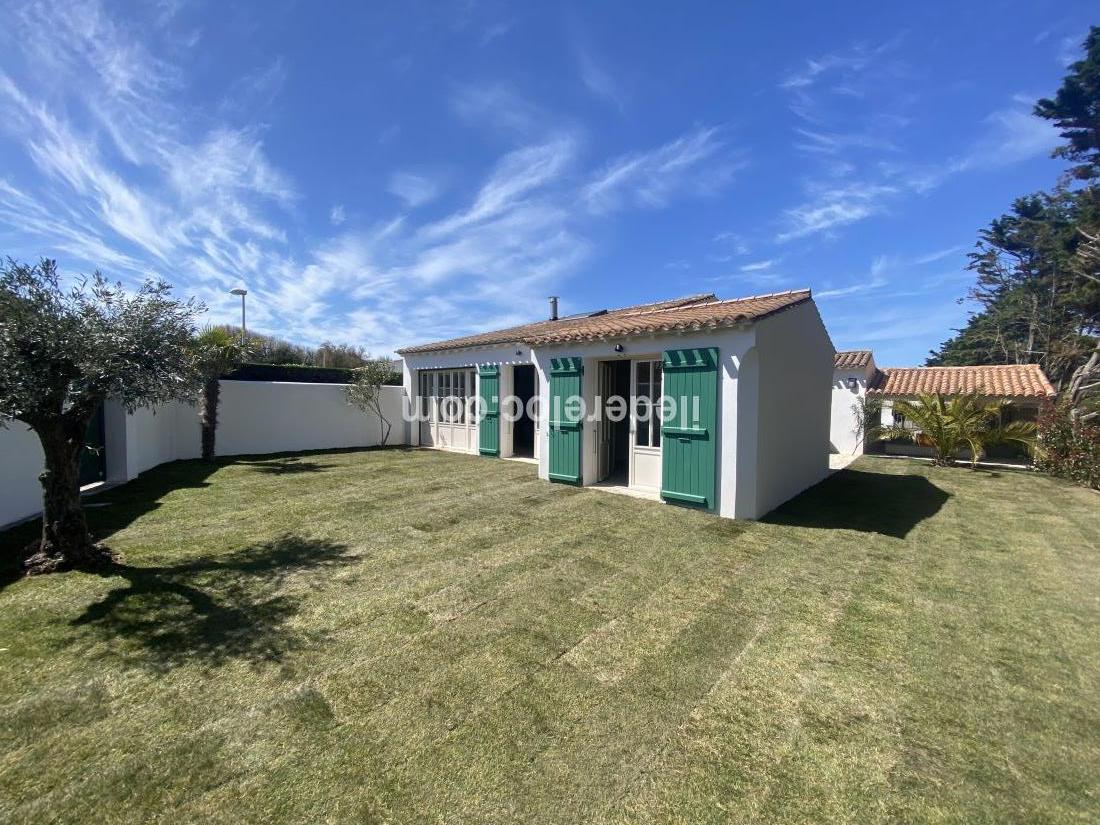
[398, 290, 813, 354]
[834, 350, 874, 370]
[867, 364, 1055, 399]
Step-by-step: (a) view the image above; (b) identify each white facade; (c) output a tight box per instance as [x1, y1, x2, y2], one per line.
[401, 299, 834, 520]
[830, 356, 877, 456]
[0, 382, 406, 528]
[401, 343, 537, 459]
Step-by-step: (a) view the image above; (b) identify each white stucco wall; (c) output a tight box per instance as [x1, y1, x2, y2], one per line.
[0, 423, 46, 529]
[401, 344, 533, 450]
[213, 381, 404, 455]
[830, 362, 876, 456]
[531, 326, 758, 517]
[1, 382, 407, 529]
[116, 401, 199, 479]
[750, 301, 833, 518]
[730, 346, 760, 519]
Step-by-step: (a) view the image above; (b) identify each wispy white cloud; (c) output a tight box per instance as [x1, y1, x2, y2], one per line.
[713, 231, 750, 255]
[777, 74, 1061, 242]
[827, 304, 964, 350]
[780, 36, 907, 125]
[1057, 32, 1085, 66]
[387, 172, 441, 208]
[377, 124, 401, 145]
[793, 128, 898, 155]
[583, 126, 741, 214]
[478, 18, 516, 47]
[900, 103, 1062, 193]
[779, 39, 901, 91]
[958, 107, 1061, 170]
[168, 128, 295, 205]
[911, 245, 964, 266]
[219, 56, 288, 117]
[427, 138, 576, 236]
[0, 1, 750, 357]
[816, 254, 891, 300]
[776, 182, 897, 242]
[449, 81, 546, 136]
[774, 36, 921, 241]
[575, 46, 624, 110]
[740, 259, 776, 272]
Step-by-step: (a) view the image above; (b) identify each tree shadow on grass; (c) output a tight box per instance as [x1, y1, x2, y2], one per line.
[71, 533, 355, 670]
[764, 468, 950, 539]
[233, 458, 337, 475]
[0, 460, 223, 591]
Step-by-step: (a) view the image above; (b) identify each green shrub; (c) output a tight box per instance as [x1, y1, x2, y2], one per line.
[221, 362, 403, 385]
[222, 362, 357, 384]
[1036, 402, 1100, 489]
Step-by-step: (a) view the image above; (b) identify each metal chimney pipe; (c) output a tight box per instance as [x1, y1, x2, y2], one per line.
[549, 296, 559, 321]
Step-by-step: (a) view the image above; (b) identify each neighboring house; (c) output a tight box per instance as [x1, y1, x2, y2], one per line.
[831, 357, 1056, 458]
[830, 350, 878, 456]
[397, 289, 834, 520]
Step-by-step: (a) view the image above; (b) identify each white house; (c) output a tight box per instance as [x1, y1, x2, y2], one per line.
[830, 354, 1056, 459]
[830, 350, 878, 456]
[398, 290, 834, 520]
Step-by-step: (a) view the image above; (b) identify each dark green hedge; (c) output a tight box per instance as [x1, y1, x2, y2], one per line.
[222, 363, 356, 384]
[221, 362, 402, 385]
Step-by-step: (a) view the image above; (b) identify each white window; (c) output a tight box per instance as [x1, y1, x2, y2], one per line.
[634, 360, 663, 448]
[417, 368, 475, 424]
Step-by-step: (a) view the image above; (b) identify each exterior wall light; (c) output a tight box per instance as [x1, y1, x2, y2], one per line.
[847, 377, 858, 391]
[614, 344, 624, 353]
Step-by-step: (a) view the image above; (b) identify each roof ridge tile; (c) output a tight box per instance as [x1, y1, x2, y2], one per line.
[398, 289, 812, 354]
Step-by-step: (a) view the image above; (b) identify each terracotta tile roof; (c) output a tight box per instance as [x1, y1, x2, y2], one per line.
[398, 290, 812, 354]
[397, 294, 716, 355]
[867, 364, 1055, 399]
[834, 350, 873, 370]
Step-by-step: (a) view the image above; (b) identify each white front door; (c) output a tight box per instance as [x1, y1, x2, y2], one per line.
[630, 358, 663, 491]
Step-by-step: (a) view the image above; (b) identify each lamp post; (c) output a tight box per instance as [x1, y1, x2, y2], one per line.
[230, 288, 247, 349]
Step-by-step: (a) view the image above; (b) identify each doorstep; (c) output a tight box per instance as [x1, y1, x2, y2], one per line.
[587, 480, 661, 502]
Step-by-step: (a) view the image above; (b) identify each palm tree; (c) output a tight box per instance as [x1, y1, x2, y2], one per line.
[879, 392, 1037, 468]
[193, 327, 247, 462]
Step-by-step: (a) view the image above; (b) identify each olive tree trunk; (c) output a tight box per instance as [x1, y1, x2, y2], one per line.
[200, 377, 220, 462]
[23, 416, 107, 574]
[372, 400, 391, 447]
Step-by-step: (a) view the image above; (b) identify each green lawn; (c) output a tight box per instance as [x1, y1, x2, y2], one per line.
[1, 449, 1098, 823]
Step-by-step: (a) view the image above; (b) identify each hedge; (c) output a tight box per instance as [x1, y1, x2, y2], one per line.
[1036, 402, 1100, 490]
[221, 362, 401, 385]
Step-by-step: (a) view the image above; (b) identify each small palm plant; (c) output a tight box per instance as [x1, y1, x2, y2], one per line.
[879, 392, 1037, 468]
[193, 327, 248, 462]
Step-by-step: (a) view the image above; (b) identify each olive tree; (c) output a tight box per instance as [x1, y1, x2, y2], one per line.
[346, 359, 395, 446]
[0, 259, 202, 574]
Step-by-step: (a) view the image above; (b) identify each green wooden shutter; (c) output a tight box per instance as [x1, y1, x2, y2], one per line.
[660, 347, 719, 509]
[478, 365, 500, 456]
[548, 357, 584, 484]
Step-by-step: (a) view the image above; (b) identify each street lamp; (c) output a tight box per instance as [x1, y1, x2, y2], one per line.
[230, 287, 247, 349]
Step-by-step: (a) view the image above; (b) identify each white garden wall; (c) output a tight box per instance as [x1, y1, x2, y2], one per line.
[830, 360, 876, 457]
[0, 382, 407, 529]
[214, 381, 403, 456]
[0, 423, 45, 533]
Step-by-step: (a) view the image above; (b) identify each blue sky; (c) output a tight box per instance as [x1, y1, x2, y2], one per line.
[0, 1, 1094, 363]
